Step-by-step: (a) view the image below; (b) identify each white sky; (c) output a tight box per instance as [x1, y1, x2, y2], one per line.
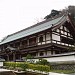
[0, 0, 75, 41]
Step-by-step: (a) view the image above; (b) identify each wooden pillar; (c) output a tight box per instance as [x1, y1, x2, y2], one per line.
[13, 52, 16, 61]
[19, 41, 22, 49]
[50, 31, 52, 43]
[37, 52, 40, 57]
[20, 41, 22, 47]
[7, 54, 9, 61]
[19, 54, 21, 60]
[45, 33, 46, 44]
[28, 39, 29, 46]
[35, 35, 38, 45]
[44, 52, 46, 56]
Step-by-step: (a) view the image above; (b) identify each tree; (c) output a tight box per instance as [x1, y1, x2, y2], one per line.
[68, 44, 75, 51]
[22, 54, 34, 63]
[36, 58, 50, 66]
[68, 6, 75, 25]
[44, 9, 61, 19]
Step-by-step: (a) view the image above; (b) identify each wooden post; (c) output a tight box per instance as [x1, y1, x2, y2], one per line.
[13, 52, 16, 61]
[7, 54, 9, 61]
[19, 54, 21, 60]
[28, 39, 29, 46]
[45, 33, 46, 44]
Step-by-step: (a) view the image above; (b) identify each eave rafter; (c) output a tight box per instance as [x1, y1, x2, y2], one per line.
[51, 14, 75, 39]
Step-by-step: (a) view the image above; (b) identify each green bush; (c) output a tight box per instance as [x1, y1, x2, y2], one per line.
[4, 62, 15, 68]
[4, 62, 50, 72]
[36, 58, 50, 66]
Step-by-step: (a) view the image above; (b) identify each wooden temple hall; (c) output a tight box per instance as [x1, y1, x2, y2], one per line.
[0, 14, 75, 61]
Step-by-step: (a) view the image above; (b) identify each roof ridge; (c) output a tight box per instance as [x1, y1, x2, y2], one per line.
[0, 14, 64, 44]
[5, 14, 64, 38]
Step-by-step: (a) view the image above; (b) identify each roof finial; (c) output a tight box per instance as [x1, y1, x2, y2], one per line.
[52, 24, 53, 26]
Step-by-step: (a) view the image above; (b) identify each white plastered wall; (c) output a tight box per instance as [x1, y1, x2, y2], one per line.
[45, 55, 75, 62]
[52, 34, 60, 41]
[46, 33, 51, 43]
[33, 55, 75, 63]
[0, 62, 3, 66]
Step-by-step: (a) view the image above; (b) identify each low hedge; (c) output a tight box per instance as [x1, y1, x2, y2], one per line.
[4, 62, 50, 72]
[28, 64, 50, 72]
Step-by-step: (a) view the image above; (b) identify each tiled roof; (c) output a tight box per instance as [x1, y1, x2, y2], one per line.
[0, 15, 66, 45]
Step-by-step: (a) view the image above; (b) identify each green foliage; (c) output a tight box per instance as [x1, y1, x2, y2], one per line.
[22, 54, 34, 63]
[4, 62, 28, 71]
[15, 67, 23, 71]
[44, 9, 60, 19]
[51, 70, 75, 74]
[4, 61, 50, 72]
[28, 63, 50, 72]
[26, 54, 33, 59]
[4, 62, 15, 68]
[68, 45, 75, 51]
[36, 58, 50, 66]
[68, 6, 75, 25]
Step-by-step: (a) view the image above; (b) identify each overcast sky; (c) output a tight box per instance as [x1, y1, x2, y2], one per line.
[0, 0, 75, 41]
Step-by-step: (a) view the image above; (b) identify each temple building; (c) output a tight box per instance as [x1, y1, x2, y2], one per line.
[0, 13, 75, 61]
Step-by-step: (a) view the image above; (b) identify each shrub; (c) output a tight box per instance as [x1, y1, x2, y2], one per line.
[4, 62, 50, 72]
[15, 67, 23, 71]
[36, 58, 50, 66]
[4, 62, 15, 68]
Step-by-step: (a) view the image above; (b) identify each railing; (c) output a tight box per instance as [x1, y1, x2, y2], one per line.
[14, 39, 74, 50]
[17, 40, 51, 50]
[52, 39, 74, 47]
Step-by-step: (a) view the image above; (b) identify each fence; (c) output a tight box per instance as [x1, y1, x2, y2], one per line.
[51, 63, 75, 71]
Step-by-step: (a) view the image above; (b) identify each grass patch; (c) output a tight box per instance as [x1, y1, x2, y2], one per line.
[51, 70, 75, 74]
